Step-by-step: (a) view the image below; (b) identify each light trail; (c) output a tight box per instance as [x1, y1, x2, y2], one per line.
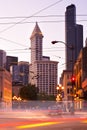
[82, 120, 87, 123]
[0, 116, 87, 129]
[16, 121, 62, 129]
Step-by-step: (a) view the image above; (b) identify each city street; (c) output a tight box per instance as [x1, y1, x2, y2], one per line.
[0, 111, 87, 130]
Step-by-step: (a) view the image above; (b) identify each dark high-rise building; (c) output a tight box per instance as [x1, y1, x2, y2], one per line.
[0, 50, 6, 68]
[11, 61, 29, 86]
[6, 56, 18, 72]
[65, 4, 83, 70]
[18, 61, 29, 86]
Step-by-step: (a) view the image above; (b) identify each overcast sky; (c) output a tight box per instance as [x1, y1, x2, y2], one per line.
[0, 0, 87, 78]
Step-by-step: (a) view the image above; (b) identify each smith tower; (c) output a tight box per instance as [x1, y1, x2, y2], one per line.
[65, 4, 83, 71]
[29, 23, 58, 95]
[30, 22, 43, 63]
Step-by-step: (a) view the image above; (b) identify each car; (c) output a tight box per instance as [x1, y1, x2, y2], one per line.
[48, 106, 63, 116]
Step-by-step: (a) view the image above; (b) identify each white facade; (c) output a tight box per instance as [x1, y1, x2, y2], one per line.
[30, 22, 43, 63]
[29, 22, 58, 95]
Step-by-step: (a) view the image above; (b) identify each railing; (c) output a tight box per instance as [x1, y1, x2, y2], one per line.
[0, 100, 87, 113]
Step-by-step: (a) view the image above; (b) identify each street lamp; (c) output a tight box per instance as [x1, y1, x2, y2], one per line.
[51, 40, 74, 90]
[56, 84, 64, 101]
[51, 40, 74, 49]
[51, 40, 74, 81]
[51, 40, 74, 113]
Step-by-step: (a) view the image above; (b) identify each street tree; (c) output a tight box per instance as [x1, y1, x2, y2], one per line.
[19, 84, 38, 100]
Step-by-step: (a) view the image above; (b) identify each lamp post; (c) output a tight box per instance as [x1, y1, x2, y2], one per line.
[51, 40, 74, 114]
[56, 84, 64, 101]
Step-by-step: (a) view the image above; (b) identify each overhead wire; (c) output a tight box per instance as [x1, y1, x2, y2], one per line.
[0, 0, 64, 50]
[0, 14, 87, 19]
[0, 19, 87, 25]
[0, 0, 86, 49]
[0, 14, 87, 25]
[0, 37, 28, 47]
[0, 0, 86, 50]
[0, 15, 65, 19]
[0, 0, 64, 34]
[6, 48, 65, 53]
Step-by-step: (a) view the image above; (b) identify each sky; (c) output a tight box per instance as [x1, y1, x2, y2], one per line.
[0, 0, 87, 79]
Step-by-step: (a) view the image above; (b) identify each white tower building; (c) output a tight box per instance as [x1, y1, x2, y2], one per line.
[29, 22, 58, 95]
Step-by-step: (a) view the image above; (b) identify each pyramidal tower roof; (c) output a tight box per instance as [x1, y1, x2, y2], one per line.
[30, 22, 43, 39]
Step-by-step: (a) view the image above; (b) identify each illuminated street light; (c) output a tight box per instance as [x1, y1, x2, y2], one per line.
[12, 96, 18, 100]
[51, 40, 74, 93]
[56, 84, 64, 101]
[51, 40, 74, 113]
[17, 97, 22, 101]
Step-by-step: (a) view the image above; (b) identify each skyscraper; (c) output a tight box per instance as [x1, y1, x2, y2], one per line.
[6, 56, 18, 72]
[0, 50, 6, 68]
[18, 61, 29, 86]
[30, 22, 43, 63]
[29, 22, 58, 95]
[65, 4, 83, 71]
[11, 61, 29, 86]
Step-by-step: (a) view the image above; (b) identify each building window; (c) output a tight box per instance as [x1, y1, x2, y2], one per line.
[67, 88, 69, 94]
[67, 82, 72, 86]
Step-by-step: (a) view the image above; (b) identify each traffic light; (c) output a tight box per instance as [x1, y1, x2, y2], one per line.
[71, 76, 75, 86]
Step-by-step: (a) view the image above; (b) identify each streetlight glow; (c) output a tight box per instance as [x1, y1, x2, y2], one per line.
[52, 40, 74, 113]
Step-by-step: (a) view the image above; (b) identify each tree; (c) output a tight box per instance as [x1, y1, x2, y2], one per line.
[19, 84, 38, 100]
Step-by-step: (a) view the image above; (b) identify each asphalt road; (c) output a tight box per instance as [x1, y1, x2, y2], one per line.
[0, 111, 87, 130]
